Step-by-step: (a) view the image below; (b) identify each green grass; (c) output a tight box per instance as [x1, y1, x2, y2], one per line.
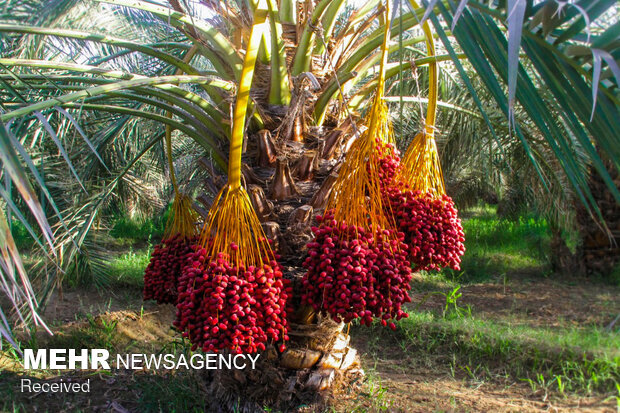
[395, 205, 620, 397]
[9, 218, 36, 250]
[359, 367, 392, 411]
[109, 208, 169, 242]
[363, 309, 620, 396]
[11, 314, 120, 354]
[9, 207, 169, 251]
[402, 311, 620, 359]
[107, 248, 151, 288]
[9, 212, 159, 289]
[0, 369, 207, 413]
[1, 309, 208, 413]
[609, 263, 620, 286]
[441, 204, 552, 283]
[1, 331, 206, 413]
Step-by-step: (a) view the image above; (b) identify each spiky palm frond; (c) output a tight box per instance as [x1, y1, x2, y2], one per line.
[429, 1, 619, 217]
[0, 0, 617, 349]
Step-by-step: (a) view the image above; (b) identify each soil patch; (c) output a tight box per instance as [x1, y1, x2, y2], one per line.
[410, 275, 620, 328]
[2, 277, 618, 412]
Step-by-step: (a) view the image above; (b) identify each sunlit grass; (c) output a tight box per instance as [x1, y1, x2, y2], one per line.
[399, 311, 619, 394]
[440, 204, 552, 282]
[9, 218, 36, 250]
[109, 213, 167, 243]
[107, 248, 151, 288]
[390, 204, 620, 396]
[0, 310, 205, 413]
[402, 311, 620, 359]
[355, 308, 620, 395]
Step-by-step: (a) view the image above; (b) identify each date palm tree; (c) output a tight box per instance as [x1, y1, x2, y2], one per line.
[1, 0, 618, 409]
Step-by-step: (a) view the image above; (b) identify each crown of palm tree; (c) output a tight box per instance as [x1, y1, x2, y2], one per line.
[0, 0, 617, 348]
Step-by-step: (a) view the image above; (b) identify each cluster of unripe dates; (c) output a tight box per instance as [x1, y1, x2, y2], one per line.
[301, 212, 412, 329]
[143, 234, 197, 304]
[174, 244, 291, 353]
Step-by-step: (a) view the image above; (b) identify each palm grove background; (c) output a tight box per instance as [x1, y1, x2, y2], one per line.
[0, 0, 618, 410]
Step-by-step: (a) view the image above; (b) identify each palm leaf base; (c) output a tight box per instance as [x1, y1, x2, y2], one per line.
[195, 124, 364, 411]
[203, 316, 363, 412]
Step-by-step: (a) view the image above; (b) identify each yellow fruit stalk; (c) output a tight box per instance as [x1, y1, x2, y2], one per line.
[199, 0, 273, 268]
[398, 0, 445, 196]
[326, 0, 398, 237]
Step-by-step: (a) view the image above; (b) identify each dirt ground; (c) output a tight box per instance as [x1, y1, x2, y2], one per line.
[343, 328, 616, 413]
[409, 274, 619, 328]
[338, 274, 619, 412]
[1, 275, 618, 412]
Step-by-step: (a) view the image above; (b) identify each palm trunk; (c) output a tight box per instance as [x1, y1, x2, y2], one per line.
[576, 156, 620, 277]
[201, 122, 363, 411]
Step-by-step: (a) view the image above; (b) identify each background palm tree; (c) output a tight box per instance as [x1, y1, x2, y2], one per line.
[0, 0, 618, 408]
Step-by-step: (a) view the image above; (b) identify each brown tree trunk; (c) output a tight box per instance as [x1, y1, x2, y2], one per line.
[549, 226, 583, 275]
[204, 316, 362, 412]
[201, 125, 363, 412]
[576, 156, 620, 277]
